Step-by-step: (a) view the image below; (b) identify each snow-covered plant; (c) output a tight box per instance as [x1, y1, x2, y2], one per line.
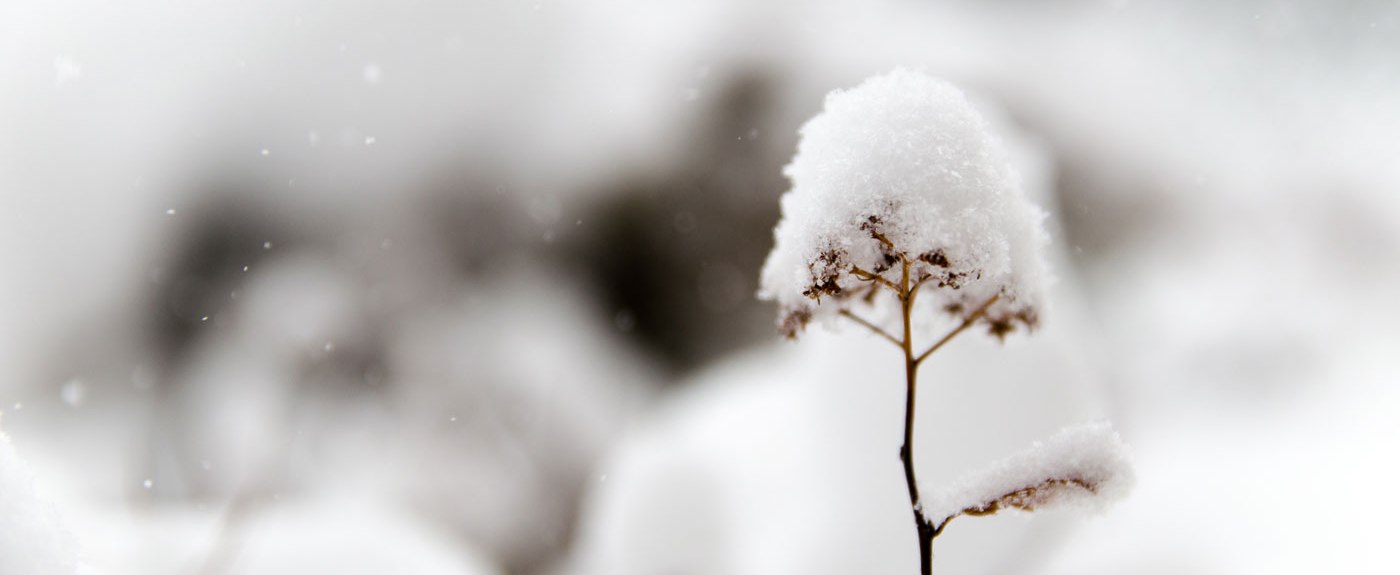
[919, 421, 1133, 535]
[759, 69, 1131, 574]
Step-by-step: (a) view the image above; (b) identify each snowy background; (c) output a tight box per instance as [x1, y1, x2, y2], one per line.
[2, 0, 1398, 573]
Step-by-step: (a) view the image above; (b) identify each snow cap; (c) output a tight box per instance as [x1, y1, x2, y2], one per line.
[759, 68, 1049, 339]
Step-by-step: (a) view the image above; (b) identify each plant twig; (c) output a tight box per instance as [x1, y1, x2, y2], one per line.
[932, 477, 1096, 536]
[895, 258, 937, 575]
[853, 251, 1003, 574]
[870, 230, 897, 252]
[914, 294, 1000, 366]
[851, 266, 902, 296]
[908, 275, 932, 305]
[838, 309, 902, 348]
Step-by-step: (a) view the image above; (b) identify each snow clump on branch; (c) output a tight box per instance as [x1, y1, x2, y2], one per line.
[758, 68, 1050, 339]
[919, 421, 1135, 529]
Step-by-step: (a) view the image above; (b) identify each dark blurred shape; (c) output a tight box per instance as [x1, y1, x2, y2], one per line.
[146, 193, 301, 366]
[573, 70, 789, 373]
[1050, 147, 1178, 269]
[422, 176, 554, 278]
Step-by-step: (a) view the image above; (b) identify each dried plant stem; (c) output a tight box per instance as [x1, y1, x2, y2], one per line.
[914, 294, 1000, 366]
[851, 266, 902, 295]
[840, 256, 1003, 575]
[839, 309, 901, 347]
[895, 257, 937, 575]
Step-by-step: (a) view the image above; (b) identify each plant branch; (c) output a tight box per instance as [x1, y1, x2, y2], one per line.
[838, 309, 902, 348]
[931, 477, 1097, 535]
[851, 266, 902, 297]
[896, 258, 936, 575]
[908, 275, 932, 306]
[914, 294, 1000, 366]
[874, 251, 1002, 574]
[870, 230, 897, 252]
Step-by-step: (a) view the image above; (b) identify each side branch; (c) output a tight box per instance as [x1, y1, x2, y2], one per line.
[870, 230, 897, 252]
[850, 266, 902, 297]
[914, 293, 1000, 366]
[907, 275, 932, 306]
[838, 309, 902, 347]
[932, 477, 1097, 536]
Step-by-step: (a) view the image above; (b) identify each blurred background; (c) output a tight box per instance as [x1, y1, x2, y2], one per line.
[2, 0, 1398, 573]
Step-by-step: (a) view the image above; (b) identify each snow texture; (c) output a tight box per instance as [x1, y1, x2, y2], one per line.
[919, 421, 1133, 527]
[0, 428, 83, 575]
[759, 68, 1049, 339]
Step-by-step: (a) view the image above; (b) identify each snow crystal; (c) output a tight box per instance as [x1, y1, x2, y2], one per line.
[0, 430, 83, 574]
[919, 421, 1134, 527]
[758, 68, 1049, 339]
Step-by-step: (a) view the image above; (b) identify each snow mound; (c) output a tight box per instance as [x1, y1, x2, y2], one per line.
[0, 428, 84, 574]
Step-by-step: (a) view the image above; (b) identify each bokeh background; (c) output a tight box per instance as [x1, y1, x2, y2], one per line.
[2, 1, 1398, 573]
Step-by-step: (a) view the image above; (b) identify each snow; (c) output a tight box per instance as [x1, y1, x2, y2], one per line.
[0, 429, 84, 575]
[759, 68, 1050, 340]
[918, 421, 1133, 529]
[220, 494, 500, 575]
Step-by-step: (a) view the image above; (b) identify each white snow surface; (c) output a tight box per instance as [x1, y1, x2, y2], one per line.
[920, 421, 1133, 527]
[0, 429, 84, 575]
[759, 68, 1050, 337]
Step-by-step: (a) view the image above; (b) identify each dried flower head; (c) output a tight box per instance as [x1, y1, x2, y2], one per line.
[759, 69, 1050, 339]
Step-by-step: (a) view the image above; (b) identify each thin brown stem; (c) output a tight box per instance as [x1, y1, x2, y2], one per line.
[896, 258, 936, 575]
[851, 266, 902, 296]
[932, 477, 1097, 535]
[908, 275, 932, 305]
[914, 293, 1001, 366]
[870, 230, 897, 252]
[849, 251, 997, 574]
[838, 309, 903, 348]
